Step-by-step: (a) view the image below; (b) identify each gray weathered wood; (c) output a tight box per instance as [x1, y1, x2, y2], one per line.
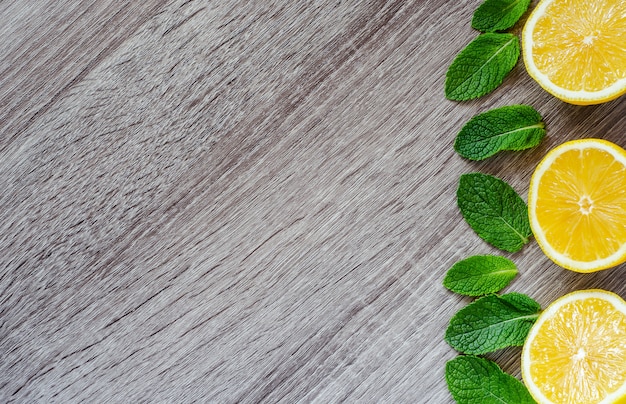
[2, 0, 626, 402]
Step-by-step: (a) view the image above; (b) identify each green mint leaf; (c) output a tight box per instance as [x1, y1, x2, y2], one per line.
[445, 293, 541, 354]
[457, 173, 532, 252]
[454, 105, 545, 161]
[472, 0, 532, 32]
[443, 255, 518, 296]
[446, 356, 536, 404]
[445, 33, 519, 101]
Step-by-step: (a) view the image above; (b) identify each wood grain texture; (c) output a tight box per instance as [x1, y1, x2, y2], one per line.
[1, 0, 626, 402]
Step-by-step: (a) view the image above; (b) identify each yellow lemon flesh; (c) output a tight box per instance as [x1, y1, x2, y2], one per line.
[522, 0, 626, 105]
[522, 290, 626, 404]
[529, 139, 626, 272]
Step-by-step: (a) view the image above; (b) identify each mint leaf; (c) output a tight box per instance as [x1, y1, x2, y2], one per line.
[446, 356, 536, 404]
[445, 293, 541, 354]
[444, 255, 517, 296]
[454, 105, 545, 161]
[472, 0, 532, 32]
[457, 173, 531, 252]
[445, 33, 519, 101]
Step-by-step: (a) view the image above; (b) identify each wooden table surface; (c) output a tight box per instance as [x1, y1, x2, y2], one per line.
[2, 1, 626, 402]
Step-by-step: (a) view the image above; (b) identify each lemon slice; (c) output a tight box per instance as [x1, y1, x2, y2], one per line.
[522, 289, 626, 404]
[529, 139, 626, 272]
[522, 0, 626, 105]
